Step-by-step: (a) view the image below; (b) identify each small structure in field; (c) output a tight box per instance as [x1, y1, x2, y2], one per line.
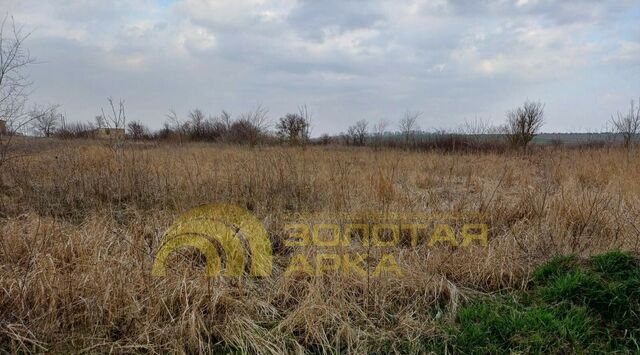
[94, 127, 125, 140]
[0, 119, 6, 136]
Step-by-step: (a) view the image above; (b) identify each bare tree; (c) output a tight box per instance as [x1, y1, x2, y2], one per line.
[30, 104, 61, 137]
[345, 125, 357, 145]
[347, 119, 368, 146]
[373, 119, 389, 137]
[276, 113, 310, 145]
[372, 119, 389, 148]
[399, 110, 422, 147]
[610, 98, 640, 151]
[0, 15, 35, 168]
[187, 108, 206, 138]
[100, 97, 126, 129]
[276, 105, 311, 146]
[504, 100, 545, 152]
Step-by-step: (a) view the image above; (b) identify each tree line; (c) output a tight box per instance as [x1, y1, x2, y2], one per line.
[2, 13, 640, 159]
[22, 97, 638, 154]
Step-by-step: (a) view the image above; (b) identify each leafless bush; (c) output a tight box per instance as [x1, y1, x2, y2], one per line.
[317, 133, 332, 145]
[30, 104, 61, 137]
[505, 100, 545, 152]
[230, 105, 269, 146]
[159, 107, 270, 145]
[227, 119, 262, 145]
[127, 120, 149, 140]
[610, 98, 640, 151]
[55, 118, 96, 139]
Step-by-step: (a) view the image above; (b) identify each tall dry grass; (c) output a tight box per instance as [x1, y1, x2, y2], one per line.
[1, 140, 639, 353]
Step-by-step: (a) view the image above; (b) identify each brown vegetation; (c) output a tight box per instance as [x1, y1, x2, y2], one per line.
[1, 139, 638, 353]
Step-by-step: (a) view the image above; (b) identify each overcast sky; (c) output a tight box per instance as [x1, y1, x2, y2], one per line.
[3, 0, 640, 134]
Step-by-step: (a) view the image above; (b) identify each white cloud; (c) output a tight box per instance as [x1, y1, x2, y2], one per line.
[605, 41, 640, 65]
[2, 0, 639, 133]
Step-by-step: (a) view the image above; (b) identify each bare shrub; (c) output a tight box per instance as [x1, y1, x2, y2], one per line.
[30, 104, 61, 137]
[276, 106, 311, 146]
[504, 100, 545, 152]
[229, 105, 269, 146]
[127, 120, 149, 140]
[99, 97, 127, 129]
[55, 119, 96, 139]
[610, 98, 640, 151]
[228, 119, 261, 145]
[317, 133, 332, 145]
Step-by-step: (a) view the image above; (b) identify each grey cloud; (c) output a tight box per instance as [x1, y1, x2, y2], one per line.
[3, 0, 640, 134]
[286, 0, 386, 40]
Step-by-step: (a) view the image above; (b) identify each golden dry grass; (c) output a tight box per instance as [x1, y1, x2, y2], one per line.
[1, 140, 639, 353]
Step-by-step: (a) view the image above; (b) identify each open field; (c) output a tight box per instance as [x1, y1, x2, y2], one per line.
[1, 139, 639, 353]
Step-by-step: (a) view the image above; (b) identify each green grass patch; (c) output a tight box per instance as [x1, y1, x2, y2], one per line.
[439, 251, 640, 354]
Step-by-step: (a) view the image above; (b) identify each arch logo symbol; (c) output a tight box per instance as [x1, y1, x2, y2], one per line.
[152, 204, 272, 277]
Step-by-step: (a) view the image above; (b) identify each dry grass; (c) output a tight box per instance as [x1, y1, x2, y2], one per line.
[1, 139, 639, 353]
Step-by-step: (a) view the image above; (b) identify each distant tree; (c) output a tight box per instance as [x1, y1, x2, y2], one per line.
[276, 106, 311, 145]
[372, 119, 389, 148]
[100, 97, 126, 129]
[610, 98, 640, 151]
[31, 104, 61, 137]
[399, 110, 422, 147]
[504, 100, 545, 152]
[373, 119, 389, 137]
[127, 120, 148, 140]
[345, 126, 357, 145]
[187, 108, 206, 138]
[346, 120, 368, 146]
